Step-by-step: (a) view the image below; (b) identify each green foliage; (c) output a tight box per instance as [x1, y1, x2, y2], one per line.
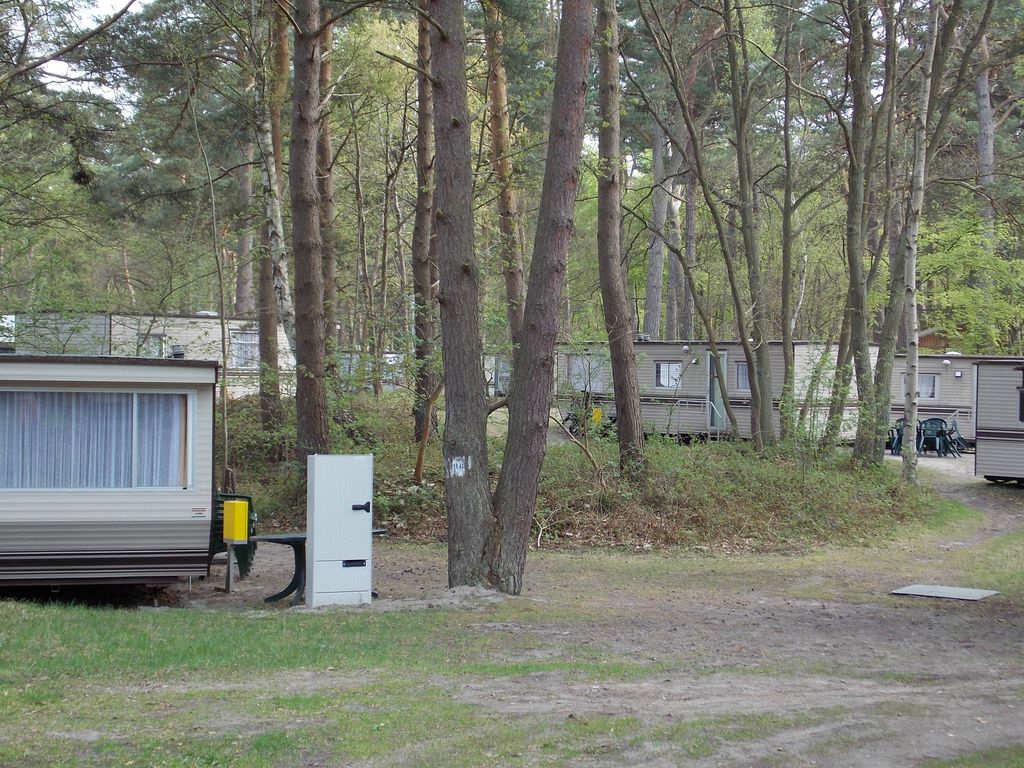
[918, 209, 1024, 353]
[226, 390, 933, 551]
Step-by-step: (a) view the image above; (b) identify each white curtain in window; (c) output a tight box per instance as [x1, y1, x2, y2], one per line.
[136, 394, 187, 487]
[736, 362, 750, 392]
[0, 392, 132, 488]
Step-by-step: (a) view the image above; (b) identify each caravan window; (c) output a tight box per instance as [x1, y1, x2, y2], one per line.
[655, 362, 682, 388]
[230, 330, 259, 369]
[568, 355, 602, 391]
[735, 362, 750, 392]
[901, 373, 937, 400]
[137, 333, 164, 358]
[0, 391, 189, 490]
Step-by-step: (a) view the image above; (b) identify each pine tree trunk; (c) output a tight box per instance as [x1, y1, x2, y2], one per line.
[642, 121, 666, 338]
[596, 0, 644, 474]
[291, 0, 329, 460]
[319, 18, 337, 348]
[430, 0, 494, 587]
[974, 36, 995, 261]
[483, 0, 526, 353]
[488, 0, 595, 594]
[412, 0, 437, 443]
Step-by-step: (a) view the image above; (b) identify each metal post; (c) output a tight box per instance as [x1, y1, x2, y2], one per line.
[225, 542, 234, 593]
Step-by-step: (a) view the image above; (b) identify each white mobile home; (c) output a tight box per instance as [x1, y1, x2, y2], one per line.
[889, 353, 1024, 443]
[557, 340, 859, 440]
[9, 312, 293, 399]
[0, 356, 218, 584]
[974, 359, 1024, 483]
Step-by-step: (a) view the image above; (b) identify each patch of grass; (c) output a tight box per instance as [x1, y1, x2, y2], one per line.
[0, 599, 652, 685]
[922, 746, 1024, 767]
[954, 529, 1024, 600]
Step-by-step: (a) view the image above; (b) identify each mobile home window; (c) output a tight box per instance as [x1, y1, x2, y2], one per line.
[0, 391, 188, 490]
[230, 330, 259, 369]
[901, 373, 937, 400]
[655, 361, 683, 388]
[137, 333, 164, 358]
[568, 355, 598, 391]
[736, 362, 750, 392]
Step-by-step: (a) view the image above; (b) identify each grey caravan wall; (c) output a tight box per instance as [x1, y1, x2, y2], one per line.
[974, 359, 1024, 482]
[10, 313, 111, 355]
[0, 356, 218, 585]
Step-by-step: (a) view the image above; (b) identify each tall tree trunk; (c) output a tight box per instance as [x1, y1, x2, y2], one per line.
[488, 0, 595, 592]
[430, 0, 494, 587]
[234, 144, 255, 316]
[642, 121, 666, 338]
[779, 12, 796, 440]
[680, 170, 696, 339]
[974, 35, 995, 259]
[319, 17, 337, 350]
[483, 0, 526, 354]
[260, 4, 296, 354]
[901, 2, 939, 484]
[596, 0, 644, 473]
[724, 0, 773, 446]
[412, 0, 437, 443]
[846, 0, 879, 462]
[291, 0, 329, 460]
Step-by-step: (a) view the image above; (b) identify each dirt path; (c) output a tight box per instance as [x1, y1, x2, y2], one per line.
[175, 455, 1023, 766]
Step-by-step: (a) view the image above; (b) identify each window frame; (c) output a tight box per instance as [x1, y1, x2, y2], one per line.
[136, 333, 165, 358]
[901, 373, 939, 400]
[0, 387, 195, 493]
[735, 361, 751, 393]
[229, 329, 260, 370]
[654, 361, 683, 389]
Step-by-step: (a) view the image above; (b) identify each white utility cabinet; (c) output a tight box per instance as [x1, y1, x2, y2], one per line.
[306, 454, 374, 607]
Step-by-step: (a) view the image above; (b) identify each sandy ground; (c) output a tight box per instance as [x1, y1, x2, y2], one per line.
[161, 452, 1024, 766]
[8, 452, 1019, 766]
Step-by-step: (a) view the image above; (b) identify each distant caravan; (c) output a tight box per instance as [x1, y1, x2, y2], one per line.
[974, 359, 1024, 485]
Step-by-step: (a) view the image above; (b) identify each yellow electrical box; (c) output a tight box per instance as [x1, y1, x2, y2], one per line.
[223, 499, 249, 544]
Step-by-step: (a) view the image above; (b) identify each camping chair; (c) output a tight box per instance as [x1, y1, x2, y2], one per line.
[945, 418, 970, 457]
[919, 417, 949, 456]
[889, 418, 905, 456]
[889, 418, 922, 456]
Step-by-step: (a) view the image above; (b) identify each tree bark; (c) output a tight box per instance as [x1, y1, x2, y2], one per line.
[642, 121, 667, 338]
[488, 0, 595, 593]
[291, 0, 329, 460]
[901, 2, 939, 484]
[596, 0, 644, 473]
[679, 170, 696, 339]
[319, 17, 337, 348]
[723, 0, 773, 446]
[484, 0, 526, 354]
[412, 0, 437, 443]
[974, 35, 995, 260]
[430, 0, 494, 587]
[846, 0, 879, 461]
[234, 144, 255, 316]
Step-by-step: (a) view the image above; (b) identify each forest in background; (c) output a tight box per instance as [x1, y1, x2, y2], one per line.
[2, 0, 1023, 590]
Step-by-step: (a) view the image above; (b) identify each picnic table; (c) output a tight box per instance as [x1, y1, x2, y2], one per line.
[250, 533, 307, 605]
[251, 528, 388, 606]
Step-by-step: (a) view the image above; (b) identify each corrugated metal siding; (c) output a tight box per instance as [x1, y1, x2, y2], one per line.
[13, 313, 110, 355]
[974, 361, 1024, 479]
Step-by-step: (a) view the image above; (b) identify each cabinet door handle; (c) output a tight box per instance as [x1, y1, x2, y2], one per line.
[352, 502, 371, 513]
